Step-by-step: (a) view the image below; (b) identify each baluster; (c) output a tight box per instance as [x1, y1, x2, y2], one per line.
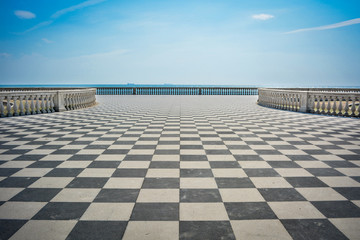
[19, 95, 25, 116]
[7, 96, 13, 117]
[12, 96, 19, 116]
[331, 96, 337, 115]
[0, 96, 5, 117]
[344, 96, 350, 116]
[63, 95, 68, 110]
[50, 95, 55, 112]
[72, 94, 77, 109]
[326, 95, 331, 115]
[45, 95, 50, 112]
[338, 97, 343, 116]
[30, 96, 35, 114]
[320, 95, 326, 114]
[356, 97, 360, 117]
[350, 96, 356, 117]
[35, 95, 41, 114]
[315, 95, 320, 113]
[24, 95, 30, 115]
[41, 95, 46, 113]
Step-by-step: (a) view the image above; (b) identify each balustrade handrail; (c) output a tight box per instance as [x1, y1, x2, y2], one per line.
[258, 88, 360, 117]
[96, 87, 258, 95]
[0, 88, 96, 118]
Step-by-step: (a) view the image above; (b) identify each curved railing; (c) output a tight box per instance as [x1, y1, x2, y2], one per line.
[96, 87, 258, 95]
[258, 88, 360, 117]
[0, 88, 96, 117]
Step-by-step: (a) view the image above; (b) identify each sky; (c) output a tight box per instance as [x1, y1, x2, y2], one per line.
[0, 0, 359, 87]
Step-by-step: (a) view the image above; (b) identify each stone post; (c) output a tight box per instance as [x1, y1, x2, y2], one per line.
[298, 91, 309, 113]
[54, 91, 66, 112]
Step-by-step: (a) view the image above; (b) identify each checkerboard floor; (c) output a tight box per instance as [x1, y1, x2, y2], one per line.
[1, 95, 360, 240]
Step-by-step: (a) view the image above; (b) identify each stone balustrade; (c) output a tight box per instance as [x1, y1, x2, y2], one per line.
[0, 88, 96, 117]
[258, 88, 360, 117]
[96, 87, 258, 95]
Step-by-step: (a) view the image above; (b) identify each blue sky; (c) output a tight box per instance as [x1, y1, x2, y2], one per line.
[0, 0, 359, 86]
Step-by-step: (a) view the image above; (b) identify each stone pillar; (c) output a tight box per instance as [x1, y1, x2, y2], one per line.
[54, 91, 66, 112]
[298, 91, 309, 112]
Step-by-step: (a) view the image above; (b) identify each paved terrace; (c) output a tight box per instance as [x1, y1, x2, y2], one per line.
[0, 95, 360, 240]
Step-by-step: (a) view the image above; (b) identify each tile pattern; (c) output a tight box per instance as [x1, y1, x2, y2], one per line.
[0, 95, 360, 240]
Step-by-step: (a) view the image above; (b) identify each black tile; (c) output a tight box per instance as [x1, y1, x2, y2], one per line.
[132, 145, 157, 149]
[142, 178, 180, 188]
[244, 169, 280, 177]
[267, 161, 301, 168]
[323, 161, 358, 168]
[123, 155, 153, 161]
[226, 145, 251, 150]
[158, 141, 180, 145]
[234, 155, 263, 161]
[14, 155, 46, 161]
[27, 161, 62, 168]
[180, 169, 213, 177]
[205, 150, 232, 155]
[149, 161, 179, 168]
[51, 149, 79, 155]
[0, 220, 27, 240]
[94, 189, 139, 202]
[272, 145, 298, 150]
[0, 177, 39, 188]
[68, 155, 98, 161]
[112, 169, 147, 177]
[130, 203, 179, 220]
[216, 178, 255, 188]
[0, 168, 21, 176]
[45, 168, 83, 177]
[180, 155, 208, 161]
[38, 145, 63, 150]
[66, 221, 127, 240]
[88, 161, 120, 168]
[259, 188, 306, 201]
[225, 202, 277, 220]
[334, 187, 360, 200]
[209, 161, 240, 168]
[306, 168, 344, 176]
[33, 202, 90, 220]
[180, 189, 222, 202]
[338, 155, 360, 161]
[3, 149, 30, 155]
[180, 221, 235, 240]
[10, 188, 61, 202]
[255, 150, 281, 155]
[84, 145, 110, 149]
[311, 201, 360, 218]
[287, 155, 317, 161]
[285, 177, 328, 187]
[67, 177, 108, 188]
[352, 176, 360, 183]
[281, 219, 347, 240]
[181, 145, 203, 149]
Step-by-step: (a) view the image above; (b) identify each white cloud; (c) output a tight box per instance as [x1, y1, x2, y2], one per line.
[14, 10, 36, 19]
[51, 0, 106, 19]
[0, 53, 11, 57]
[23, 20, 53, 33]
[42, 38, 53, 43]
[252, 14, 274, 20]
[286, 18, 360, 34]
[23, 0, 106, 33]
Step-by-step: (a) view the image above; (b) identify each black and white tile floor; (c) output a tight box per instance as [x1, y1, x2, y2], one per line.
[0, 95, 360, 240]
